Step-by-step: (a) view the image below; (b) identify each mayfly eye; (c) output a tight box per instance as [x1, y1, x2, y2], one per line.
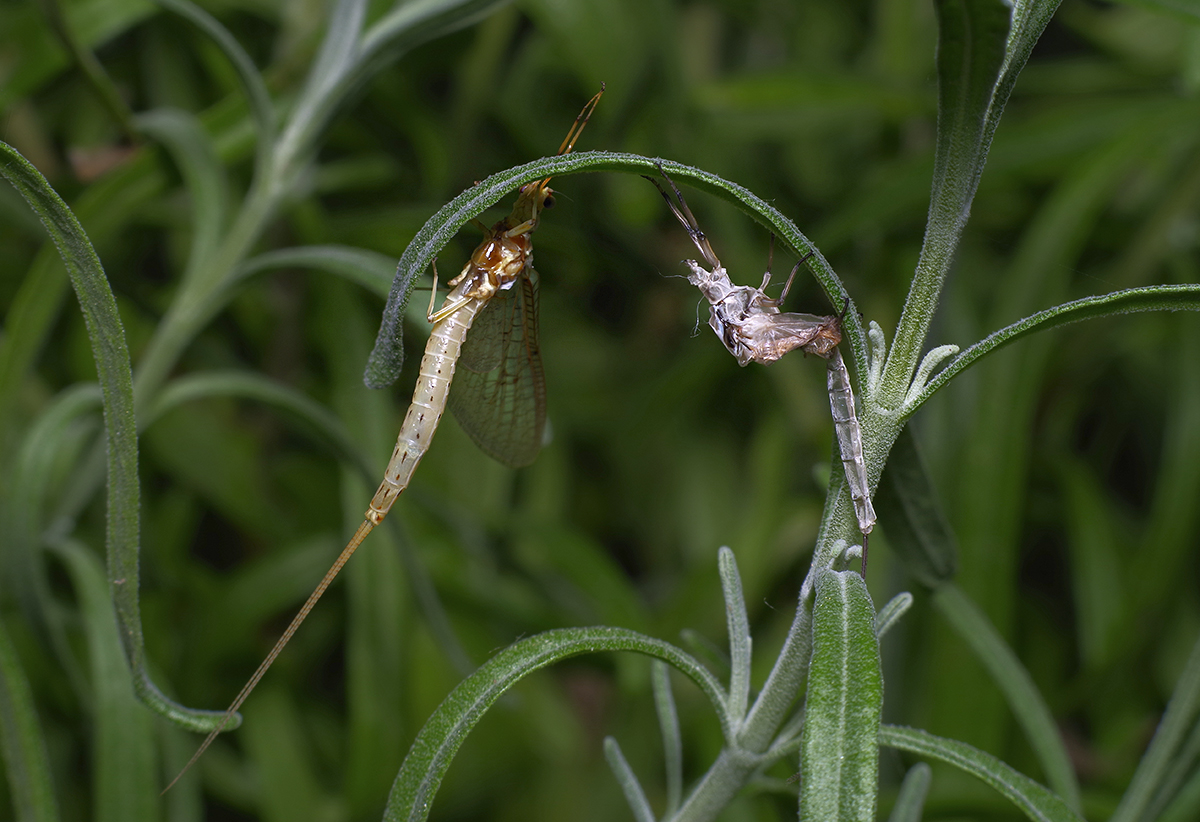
[542, 195, 556, 209]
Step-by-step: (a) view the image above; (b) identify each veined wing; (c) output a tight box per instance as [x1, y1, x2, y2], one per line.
[735, 312, 842, 364]
[450, 266, 547, 467]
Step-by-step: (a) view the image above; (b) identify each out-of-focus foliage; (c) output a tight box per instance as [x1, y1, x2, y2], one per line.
[1, 0, 1199, 818]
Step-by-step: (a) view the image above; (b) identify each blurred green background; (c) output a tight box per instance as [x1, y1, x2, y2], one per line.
[2, 0, 1199, 818]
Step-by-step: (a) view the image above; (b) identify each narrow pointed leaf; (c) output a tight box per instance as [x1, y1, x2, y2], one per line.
[798, 570, 882, 822]
[359, 0, 515, 80]
[383, 626, 727, 822]
[135, 108, 229, 279]
[237, 245, 398, 299]
[931, 0, 1012, 220]
[652, 661, 683, 816]
[152, 0, 275, 147]
[881, 0, 1012, 401]
[876, 425, 959, 586]
[1110, 628, 1200, 822]
[0, 140, 219, 731]
[910, 284, 1200, 410]
[52, 541, 157, 822]
[887, 763, 931, 822]
[604, 737, 656, 822]
[719, 547, 752, 723]
[880, 725, 1084, 822]
[282, 0, 367, 151]
[933, 585, 1081, 811]
[0, 617, 60, 822]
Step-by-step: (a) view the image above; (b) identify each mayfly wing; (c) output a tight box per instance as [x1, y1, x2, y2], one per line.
[734, 311, 841, 365]
[449, 266, 546, 467]
[826, 346, 875, 536]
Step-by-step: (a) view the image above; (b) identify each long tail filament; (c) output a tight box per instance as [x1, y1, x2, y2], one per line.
[162, 519, 376, 793]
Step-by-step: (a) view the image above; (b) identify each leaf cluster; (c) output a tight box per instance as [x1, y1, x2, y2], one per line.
[2, 0, 1200, 819]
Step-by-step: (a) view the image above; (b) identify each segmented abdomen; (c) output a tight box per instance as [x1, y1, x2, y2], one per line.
[826, 348, 876, 535]
[365, 293, 485, 523]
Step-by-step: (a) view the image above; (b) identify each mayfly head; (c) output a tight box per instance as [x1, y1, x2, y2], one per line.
[504, 84, 605, 236]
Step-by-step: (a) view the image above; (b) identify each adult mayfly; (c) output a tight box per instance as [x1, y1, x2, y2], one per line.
[164, 87, 604, 792]
[646, 169, 876, 573]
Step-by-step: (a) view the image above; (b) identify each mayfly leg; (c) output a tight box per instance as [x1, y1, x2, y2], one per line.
[643, 167, 722, 272]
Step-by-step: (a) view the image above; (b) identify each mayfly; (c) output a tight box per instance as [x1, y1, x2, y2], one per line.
[164, 87, 604, 792]
[646, 169, 876, 573]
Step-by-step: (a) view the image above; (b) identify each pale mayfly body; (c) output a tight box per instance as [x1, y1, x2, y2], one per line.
[164, 87, 604, 792]
[646, 169, 876, 574]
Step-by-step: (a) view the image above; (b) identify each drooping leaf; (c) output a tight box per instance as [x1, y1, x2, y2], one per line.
[880, 725, 1084, 822]
[933, 585, 1082, 811]
[0, 140, 220, 732]
[383, 626, 727, 822]
[365, 152, 860, 389]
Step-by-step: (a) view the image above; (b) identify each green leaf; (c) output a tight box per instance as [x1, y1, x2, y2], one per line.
[875, 425, 959, 586]
[1057, 459, 1126, 670]
[719, 547, 752, 724]
[875, 592, 914, 639]
[0, 140, 218, 733]
[0, 149, 163, 446]
[0, 617, 60, 822]
[880, 725, 1084, 822]
[909, 285, 1200, 410]
[1144, 718, 1200, 822]
[0, 0, 153, 114]
[277, 0, 368, 170]
[237, 245, 399, 300]
[604, 737, 655, 822]
[135, 108, 229, 279]
[240, 688, 331, 822]
[881, 0, 1064, 407]
[146, 370, 375, 486]
[652, 661, 683, 816]
[4, 385, 101, 633]
[383, 626, 728, 822]
[986, 0, 1066, 153]
[51, 540, 157, 822]
[932, 584, 1081, 811]
[798, 570, 882, 822]
[932, 0, 1012, 218]
[1159, 763, 1200, 822]
[739, 538, 853, 755]
[360, 0, 516, 80]
[886, 763, 931, 822]
[1110, 628, 1200, 822]
[276, 0, 514, 181]
[151, 0, 275, 151]
[364, 152, 860, 389]
[881, 0, 1013, 405]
